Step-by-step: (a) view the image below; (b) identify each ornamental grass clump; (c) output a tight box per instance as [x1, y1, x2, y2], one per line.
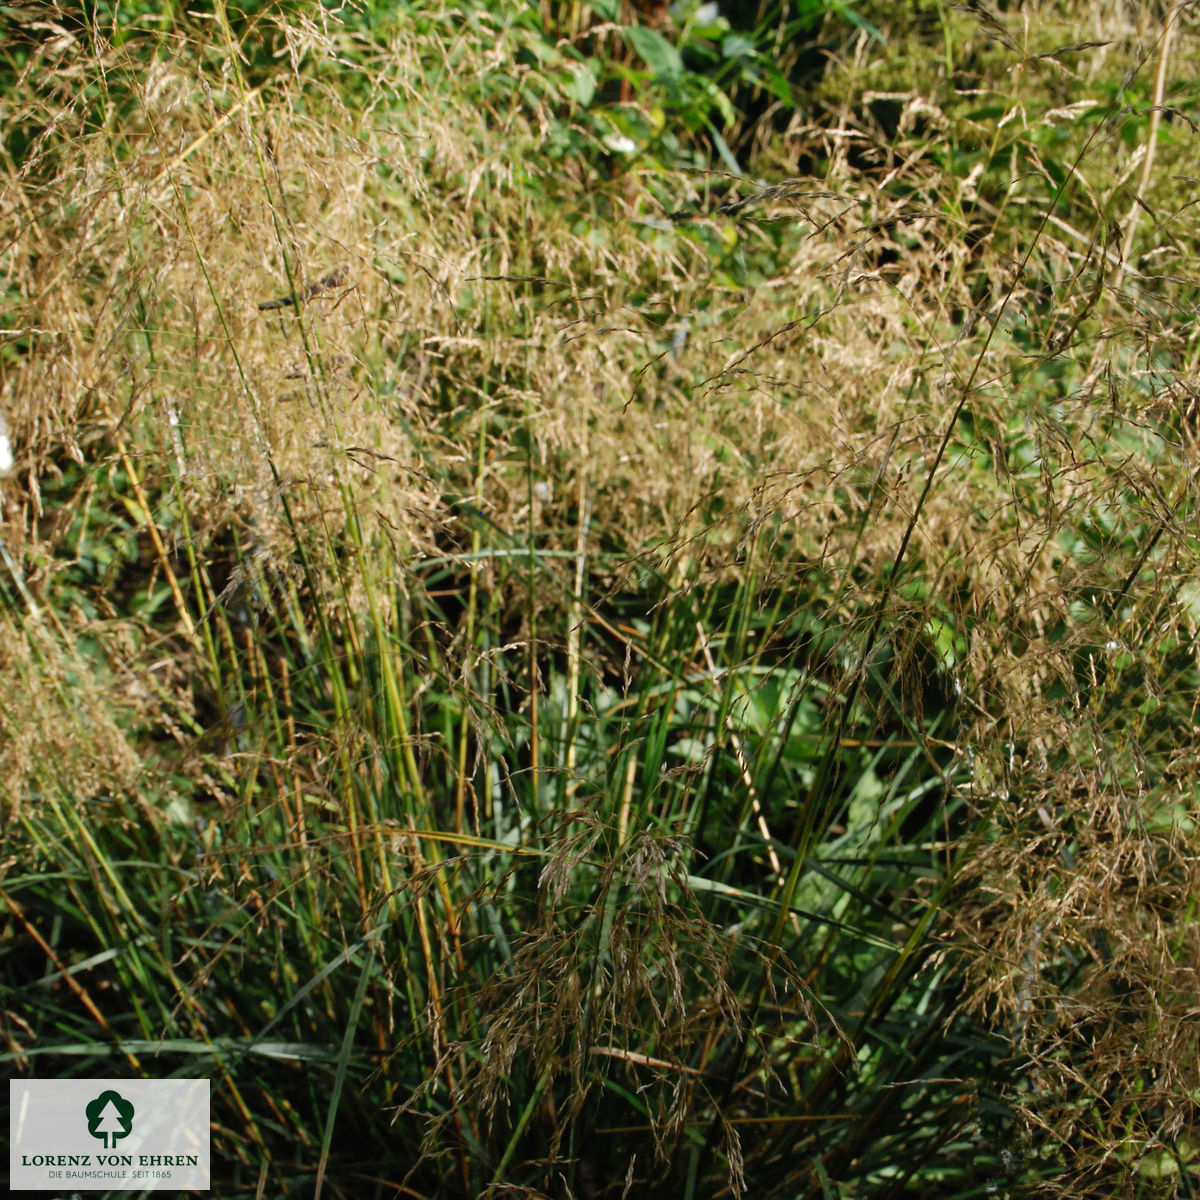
[3, 1, 1200, 1196]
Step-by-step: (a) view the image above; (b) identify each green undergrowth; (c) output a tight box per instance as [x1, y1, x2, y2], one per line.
[3, 1, 1200, 1196]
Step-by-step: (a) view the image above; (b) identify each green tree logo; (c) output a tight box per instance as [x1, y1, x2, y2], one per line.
[85, 1090, 135, 1149]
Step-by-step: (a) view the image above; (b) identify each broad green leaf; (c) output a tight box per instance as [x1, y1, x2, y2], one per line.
[625, 25, 684, 81]
[563, 62, 596, 107]
[720, 33, 755, 59]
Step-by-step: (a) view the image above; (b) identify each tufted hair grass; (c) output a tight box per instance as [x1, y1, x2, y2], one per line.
[3, 1, 1200, 1196]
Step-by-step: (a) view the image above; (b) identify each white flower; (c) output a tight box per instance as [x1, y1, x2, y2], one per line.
[695, 2, 720, 22]
[603, 133, 637, 156]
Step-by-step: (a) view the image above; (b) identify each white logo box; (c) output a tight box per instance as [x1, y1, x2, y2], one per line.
[10, 1079, 210, 1191]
